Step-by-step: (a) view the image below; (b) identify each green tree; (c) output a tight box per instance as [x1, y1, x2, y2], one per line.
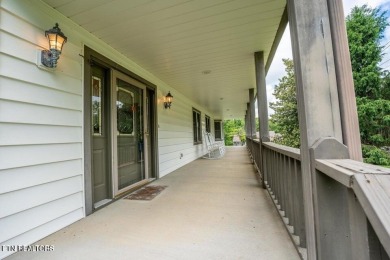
[268, 120, 278, 132]
[346, 5, 390, 166]
[357, 97, 390, 146]
[380, 70, 390, 100]
[223, 119, 245, 146]
[362, 145, 390, 166]
[269, 59, 300, 148]
[346, 5, 388, 99]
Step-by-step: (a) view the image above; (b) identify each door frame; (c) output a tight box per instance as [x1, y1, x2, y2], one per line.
[83, 46, 159, 216]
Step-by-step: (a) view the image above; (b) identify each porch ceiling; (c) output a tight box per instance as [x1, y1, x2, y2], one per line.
[43, 0, 286, 119]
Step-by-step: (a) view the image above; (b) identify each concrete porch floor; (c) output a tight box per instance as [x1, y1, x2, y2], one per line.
[8, 147, 299, 260]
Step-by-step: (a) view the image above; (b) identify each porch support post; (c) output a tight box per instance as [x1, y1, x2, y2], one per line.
[254, 51, 270, 141]
[245, 111, 248, 137]
[327, 1, 369, 258]
[247, 102, 251, 137]
[255, 51, 270, 188]
[287, 0, 345, 258]
[327, 0, 362, 161]
[246, 102, 253, 161]
[249, 88, 256, 139]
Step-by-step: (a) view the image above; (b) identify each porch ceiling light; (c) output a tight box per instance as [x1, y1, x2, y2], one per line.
[41, 23, 67, 68]
[164, 92, 173, 109]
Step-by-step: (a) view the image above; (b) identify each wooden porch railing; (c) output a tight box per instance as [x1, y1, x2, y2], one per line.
[246, 137, 390, 260]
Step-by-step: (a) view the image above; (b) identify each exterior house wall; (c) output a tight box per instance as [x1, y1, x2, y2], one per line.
[0, 0, 217, 257]
[157, 87, 217, 177]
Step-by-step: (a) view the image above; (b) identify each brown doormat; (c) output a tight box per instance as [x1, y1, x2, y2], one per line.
[124, 185, 167, 201]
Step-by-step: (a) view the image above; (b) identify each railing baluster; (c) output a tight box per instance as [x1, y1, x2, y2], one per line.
[285, 156, 290, 221]
[285, 156, 294, 226]
[269, 150, 273, 193]
[296, 160, 306, 248]
[276, 152, 280, 203]
[271, 150, 275, 197]
[281, 154, 286, 215]
[270, 149, 274, 191]
[264, 148, 267, 182]
[290, 157, 297, 233]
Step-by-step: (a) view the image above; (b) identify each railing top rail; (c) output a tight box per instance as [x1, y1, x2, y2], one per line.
[262, 142, 301, 160]
[315, 158, 390, 256]
[315, 159, 390, 187]
[249, 138, 261, 144]
[315, 159, 355, 187]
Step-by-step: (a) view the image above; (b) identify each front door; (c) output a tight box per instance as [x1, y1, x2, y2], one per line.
[112, 70, 148, 196]
[85, 47, 156, 214]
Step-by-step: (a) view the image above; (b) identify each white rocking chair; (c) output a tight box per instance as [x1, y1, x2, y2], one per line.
[202, 131, 226, 159]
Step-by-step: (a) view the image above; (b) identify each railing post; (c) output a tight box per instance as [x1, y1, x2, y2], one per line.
[310, 138, 354, 259]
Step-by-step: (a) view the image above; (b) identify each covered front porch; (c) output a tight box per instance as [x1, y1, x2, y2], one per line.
[2, 0, 390, 259]
[8, 147, 299, 260]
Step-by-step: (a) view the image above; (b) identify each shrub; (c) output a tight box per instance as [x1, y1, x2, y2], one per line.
[362, 145, 390, 166]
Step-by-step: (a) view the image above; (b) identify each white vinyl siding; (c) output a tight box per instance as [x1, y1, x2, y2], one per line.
[0, 2, 84, 258]
[0, 160, 82, 194]
[0, 0, 219, 257]
[157, 89, 218, 177]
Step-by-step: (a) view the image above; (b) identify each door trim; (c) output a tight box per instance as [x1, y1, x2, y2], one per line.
[83, 46, 159, 216]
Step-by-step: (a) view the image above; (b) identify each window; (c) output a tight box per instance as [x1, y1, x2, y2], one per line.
[214, 120, 222, 140]
[205, 115, 211, 133]
[92, 76, 102, 135]
[117, 87, 135, 135]
[193, 108, 202, 144]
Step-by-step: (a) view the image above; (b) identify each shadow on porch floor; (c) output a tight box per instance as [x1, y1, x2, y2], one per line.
[8, 147, 299, 260]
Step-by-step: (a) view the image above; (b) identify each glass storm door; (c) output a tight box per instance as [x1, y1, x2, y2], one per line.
[112, 70, 148, 195]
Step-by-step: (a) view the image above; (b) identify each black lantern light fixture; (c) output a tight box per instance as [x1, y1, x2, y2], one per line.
[164, 92, 173, 109]
[41, 23, 67, 68]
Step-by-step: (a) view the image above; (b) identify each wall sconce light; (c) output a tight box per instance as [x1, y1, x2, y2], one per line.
[41, 23, 67, 68]
[164, 92, 173, 109]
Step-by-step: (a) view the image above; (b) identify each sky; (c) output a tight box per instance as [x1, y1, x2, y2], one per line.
[263, 0, 390, 116]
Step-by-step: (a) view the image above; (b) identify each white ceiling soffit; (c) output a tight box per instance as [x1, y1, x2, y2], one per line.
[43, 0, 287, 119]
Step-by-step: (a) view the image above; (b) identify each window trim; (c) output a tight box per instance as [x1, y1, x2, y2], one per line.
[214, 120, 222, 140]
[192, 108, 202, 145]
[205, 114, 211, 133]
